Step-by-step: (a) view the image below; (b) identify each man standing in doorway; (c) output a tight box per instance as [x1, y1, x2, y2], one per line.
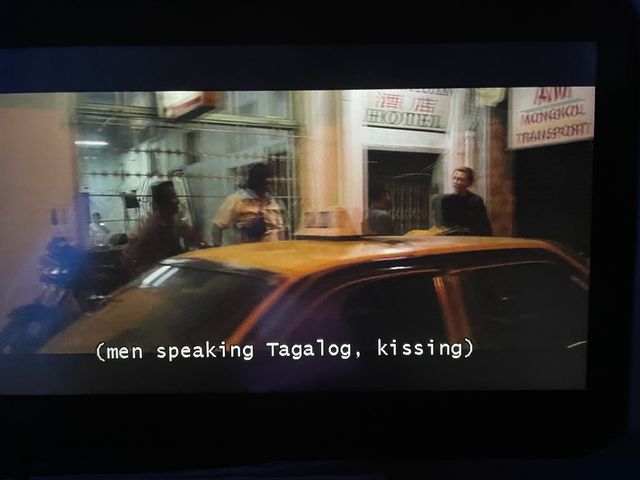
[365, 182, 395, 235]
[434, 167, 492, 236]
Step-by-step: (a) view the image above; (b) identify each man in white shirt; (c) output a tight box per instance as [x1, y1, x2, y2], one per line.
[88, 212, 111, 246]
[212, 163, 285, 246]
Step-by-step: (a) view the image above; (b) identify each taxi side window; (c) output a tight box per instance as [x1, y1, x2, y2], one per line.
[456, 262, 588, 350]
[287, 273, 447, 348]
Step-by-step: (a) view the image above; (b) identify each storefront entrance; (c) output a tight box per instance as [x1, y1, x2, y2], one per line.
[367, 150, 439, 235]
[513, 141, 593, 255]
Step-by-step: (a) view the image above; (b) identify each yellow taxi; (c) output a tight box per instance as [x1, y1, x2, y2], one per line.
[41, 236, 589, 391]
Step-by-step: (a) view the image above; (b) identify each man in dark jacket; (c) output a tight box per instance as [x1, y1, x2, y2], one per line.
[123, 180, 201, 276]
[434, 167, 492, 236]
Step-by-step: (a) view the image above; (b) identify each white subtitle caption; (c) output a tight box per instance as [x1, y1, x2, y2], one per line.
[95, 338, 474, 362]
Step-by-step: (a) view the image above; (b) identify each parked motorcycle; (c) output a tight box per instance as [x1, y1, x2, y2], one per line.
[0, 236, 130, 354]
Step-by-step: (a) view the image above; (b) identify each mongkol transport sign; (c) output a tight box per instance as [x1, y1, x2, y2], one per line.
[508, 87, 595, 149]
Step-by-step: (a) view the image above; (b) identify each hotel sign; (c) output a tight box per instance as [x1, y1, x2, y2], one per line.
[364, 89, 452, 132]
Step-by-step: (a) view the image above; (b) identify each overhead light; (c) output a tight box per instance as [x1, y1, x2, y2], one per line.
[75, 140, 109, 146]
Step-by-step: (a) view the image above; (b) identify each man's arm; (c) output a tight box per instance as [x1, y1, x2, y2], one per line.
[211, 194, 237, 247]
[177, 222, 202, 249]
[431, 194, 444, 227]
[211, 223, 224, 247]
[122, 218, 154, 276]
[366, 211, 395, 235]
[472, 195, 493, 236]
[273, 198, 286, 241]
[378, 213, 395, 235]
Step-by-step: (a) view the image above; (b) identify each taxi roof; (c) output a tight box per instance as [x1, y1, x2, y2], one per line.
[179, 236, 563, 279]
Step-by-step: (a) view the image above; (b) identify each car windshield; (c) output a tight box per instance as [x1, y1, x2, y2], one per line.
[42, 263, 282, 353]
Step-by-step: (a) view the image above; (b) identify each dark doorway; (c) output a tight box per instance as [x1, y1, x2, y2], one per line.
[513, 141, 593, 255]
[367, 150, 439, 235]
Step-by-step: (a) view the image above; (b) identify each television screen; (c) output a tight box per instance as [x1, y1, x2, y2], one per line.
[0, 83, 595, 394]
[0, 40, 635, 464]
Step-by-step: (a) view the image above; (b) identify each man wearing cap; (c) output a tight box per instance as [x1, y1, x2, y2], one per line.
[123, 180, 201, 276]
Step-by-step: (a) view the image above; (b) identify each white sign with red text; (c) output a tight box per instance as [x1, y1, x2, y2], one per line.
[508, 87, 595, 149]
[156, 91, 221, 119]
[364, 89, 452, 132]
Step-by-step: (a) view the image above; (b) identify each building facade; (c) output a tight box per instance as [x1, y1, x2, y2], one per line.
[0, 86, 595, 326]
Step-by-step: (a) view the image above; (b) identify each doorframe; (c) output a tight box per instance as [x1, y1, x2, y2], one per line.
[363, 147, 445, 234]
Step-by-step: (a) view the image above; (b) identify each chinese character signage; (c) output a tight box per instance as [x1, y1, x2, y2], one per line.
[364, 89, 452, 132]
[508, 87, 595, 149]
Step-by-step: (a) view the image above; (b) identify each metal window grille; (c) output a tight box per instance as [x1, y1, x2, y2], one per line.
[75, 103, 300, 244]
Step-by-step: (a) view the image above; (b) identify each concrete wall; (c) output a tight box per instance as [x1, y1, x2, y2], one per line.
[0, 94, 77, 327]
